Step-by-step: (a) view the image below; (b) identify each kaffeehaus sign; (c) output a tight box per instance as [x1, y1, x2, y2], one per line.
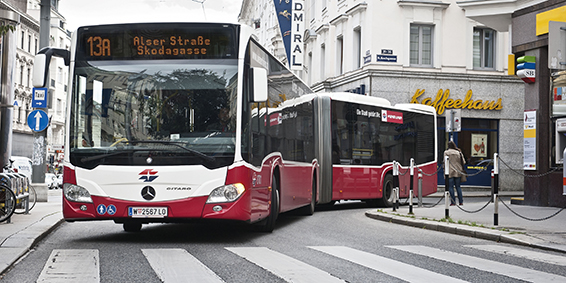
[410, 89, 502, 115]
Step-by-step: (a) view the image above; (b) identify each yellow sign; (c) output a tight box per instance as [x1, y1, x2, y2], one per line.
[410, 89, 502, 115]
[536, 6, 566, 36]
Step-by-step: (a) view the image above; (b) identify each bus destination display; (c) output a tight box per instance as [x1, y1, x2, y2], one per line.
[77, 24, 237, 61]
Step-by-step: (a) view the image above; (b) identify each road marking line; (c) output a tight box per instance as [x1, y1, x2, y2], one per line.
[310, 246, 466, 283]
[226, 247, 345, 283]
[142, 249, 224, 283]
[466, 245, 566, 266]
[37, 249, 99, 283]
[388, 245, 566, 283]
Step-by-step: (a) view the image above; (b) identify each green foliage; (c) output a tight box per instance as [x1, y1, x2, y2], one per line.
[0, 24, 15, 36]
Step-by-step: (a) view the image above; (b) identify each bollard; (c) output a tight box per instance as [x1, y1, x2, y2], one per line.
[393, 161, 400, 211]
[392, 188, 398, 212]
[493, 153, 499, 226]
[490, 169, 494, 203]
[409, 158, 414, 214]
[418, 172, 423, 208]
[444, 155, 450, 219]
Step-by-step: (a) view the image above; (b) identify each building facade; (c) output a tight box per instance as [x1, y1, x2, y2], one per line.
[240, 0, 526, 191]
[8, 0, 69, 173]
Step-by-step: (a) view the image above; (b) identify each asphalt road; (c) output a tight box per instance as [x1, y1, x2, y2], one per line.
[2, 200, 566, 282]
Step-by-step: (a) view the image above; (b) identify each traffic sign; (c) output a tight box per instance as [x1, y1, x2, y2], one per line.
[27, 109, 49, 132]
[32, 87, 48, 108]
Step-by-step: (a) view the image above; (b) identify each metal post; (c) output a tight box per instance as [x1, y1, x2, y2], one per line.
[409, 158, 414, 214]
[392, 161, 399, 212]
[444, 155, 450, 218]
[493, 153, 499, 226]
[418, 172, 423, 207]
[31, 0, 52, 186]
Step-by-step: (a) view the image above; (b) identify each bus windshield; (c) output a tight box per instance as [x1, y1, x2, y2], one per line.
[69, 59, 238, 169]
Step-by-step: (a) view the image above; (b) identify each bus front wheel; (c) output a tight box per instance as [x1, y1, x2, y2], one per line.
[256, 173, 280, 232]
[123, 222, 142, 232]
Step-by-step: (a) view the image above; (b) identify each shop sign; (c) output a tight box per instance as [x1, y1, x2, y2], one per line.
[410, 89, 503, 115]
[273, 0, 304, 70]
[524, 110, 537, 170]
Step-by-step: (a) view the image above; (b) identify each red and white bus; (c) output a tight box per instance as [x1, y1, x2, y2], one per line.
[34, 22, 437, 232]
[313, 93, 438, 207]
[34, 22, 316, 232]
[268, 92, 438, 208]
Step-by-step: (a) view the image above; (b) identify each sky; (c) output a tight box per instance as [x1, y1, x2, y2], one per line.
[58, 0, 245, 31]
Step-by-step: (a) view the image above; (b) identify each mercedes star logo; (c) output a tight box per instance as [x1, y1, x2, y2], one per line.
[141, 186, 156, 201]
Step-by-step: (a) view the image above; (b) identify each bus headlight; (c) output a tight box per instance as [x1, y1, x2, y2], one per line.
[206, 183, 245, 203]
[63, 183, 93, 203]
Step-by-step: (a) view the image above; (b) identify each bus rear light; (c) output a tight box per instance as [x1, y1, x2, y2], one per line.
[63, 183, 93, 203]
[206, 183, 245, 203]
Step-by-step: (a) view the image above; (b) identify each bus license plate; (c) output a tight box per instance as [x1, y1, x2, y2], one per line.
[128, 207, 168, 218]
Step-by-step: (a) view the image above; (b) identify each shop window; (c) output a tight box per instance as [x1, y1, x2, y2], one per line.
[438, 117, 498, 166]
[473, 27, 495, 69]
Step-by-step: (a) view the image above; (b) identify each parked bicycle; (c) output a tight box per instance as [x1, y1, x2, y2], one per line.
[0, 159, 37, 223]
[1, 174, 16, 223]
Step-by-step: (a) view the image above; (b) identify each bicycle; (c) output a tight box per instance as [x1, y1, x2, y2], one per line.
[2, 160, 37, 215]
[0, 174, 16, 223]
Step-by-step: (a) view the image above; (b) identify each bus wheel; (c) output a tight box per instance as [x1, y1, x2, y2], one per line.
[123, 222, 142, 232]
[378, 174, 394, 207]
[256, 173, 280, 232]
[299, 177, 316, 215]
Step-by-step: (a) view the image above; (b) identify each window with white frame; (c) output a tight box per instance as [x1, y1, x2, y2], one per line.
[336, 36, 343, 75]
[473, 27, 495, 69]
[320, 43, 326, 81]
[353, 27, 361, 69]
[410, 24, 433, 67]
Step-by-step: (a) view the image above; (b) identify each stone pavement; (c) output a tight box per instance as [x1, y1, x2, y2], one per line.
[0, 189, 62, 275]
[366, 190, 566, 254]
[1, 188, 566, 276]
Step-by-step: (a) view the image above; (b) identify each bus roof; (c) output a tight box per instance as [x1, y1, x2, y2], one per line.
[317, 92, 392, 107]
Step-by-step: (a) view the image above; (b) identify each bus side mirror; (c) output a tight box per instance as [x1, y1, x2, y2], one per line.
[252, 67, 268, 102]
[33, 47, 71, 88]
[33, 53, 48, 88]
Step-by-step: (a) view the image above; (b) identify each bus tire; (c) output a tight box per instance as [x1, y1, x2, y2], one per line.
[378, 174, 394, 207]
[256, 172, 280, 232]
[123, 222, 142, 232]
[298, 176, 316, 215]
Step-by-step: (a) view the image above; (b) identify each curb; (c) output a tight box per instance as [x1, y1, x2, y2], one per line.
[365, 210, 566, 254]
[0, 213, 64, 275]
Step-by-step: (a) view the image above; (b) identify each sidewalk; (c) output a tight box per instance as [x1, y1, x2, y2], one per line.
[0, 189, 63, 275]
[366, 189, 566, 254]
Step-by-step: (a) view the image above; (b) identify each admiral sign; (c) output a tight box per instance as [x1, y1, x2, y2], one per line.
[273, 0, 304, 70]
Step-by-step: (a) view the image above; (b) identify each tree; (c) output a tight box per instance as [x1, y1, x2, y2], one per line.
[0, 24, 15, 36]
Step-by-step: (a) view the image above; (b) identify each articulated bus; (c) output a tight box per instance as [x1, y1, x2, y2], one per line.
[34, 22, 436, 232]
[263, 92, 438, 208]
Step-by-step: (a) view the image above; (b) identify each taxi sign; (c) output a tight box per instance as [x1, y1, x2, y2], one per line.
[32, 87, 48, 108]
[27, 109, 49, 132]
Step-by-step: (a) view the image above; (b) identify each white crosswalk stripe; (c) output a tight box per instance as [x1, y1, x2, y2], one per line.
[466, 244, 566, 266]
[37, 249, 99, 283]
[388, 245, 566, 283]
[309, 246, 466, 283]
[34, 245, 566, 282]
[142, 249, 224, 283]
[226, 247, 345, 283]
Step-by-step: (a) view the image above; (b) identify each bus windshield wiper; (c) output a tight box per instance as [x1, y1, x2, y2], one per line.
[129, 140, 216, 163]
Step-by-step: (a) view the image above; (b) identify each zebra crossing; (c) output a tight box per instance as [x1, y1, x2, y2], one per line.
[35, 244, 566, 282]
